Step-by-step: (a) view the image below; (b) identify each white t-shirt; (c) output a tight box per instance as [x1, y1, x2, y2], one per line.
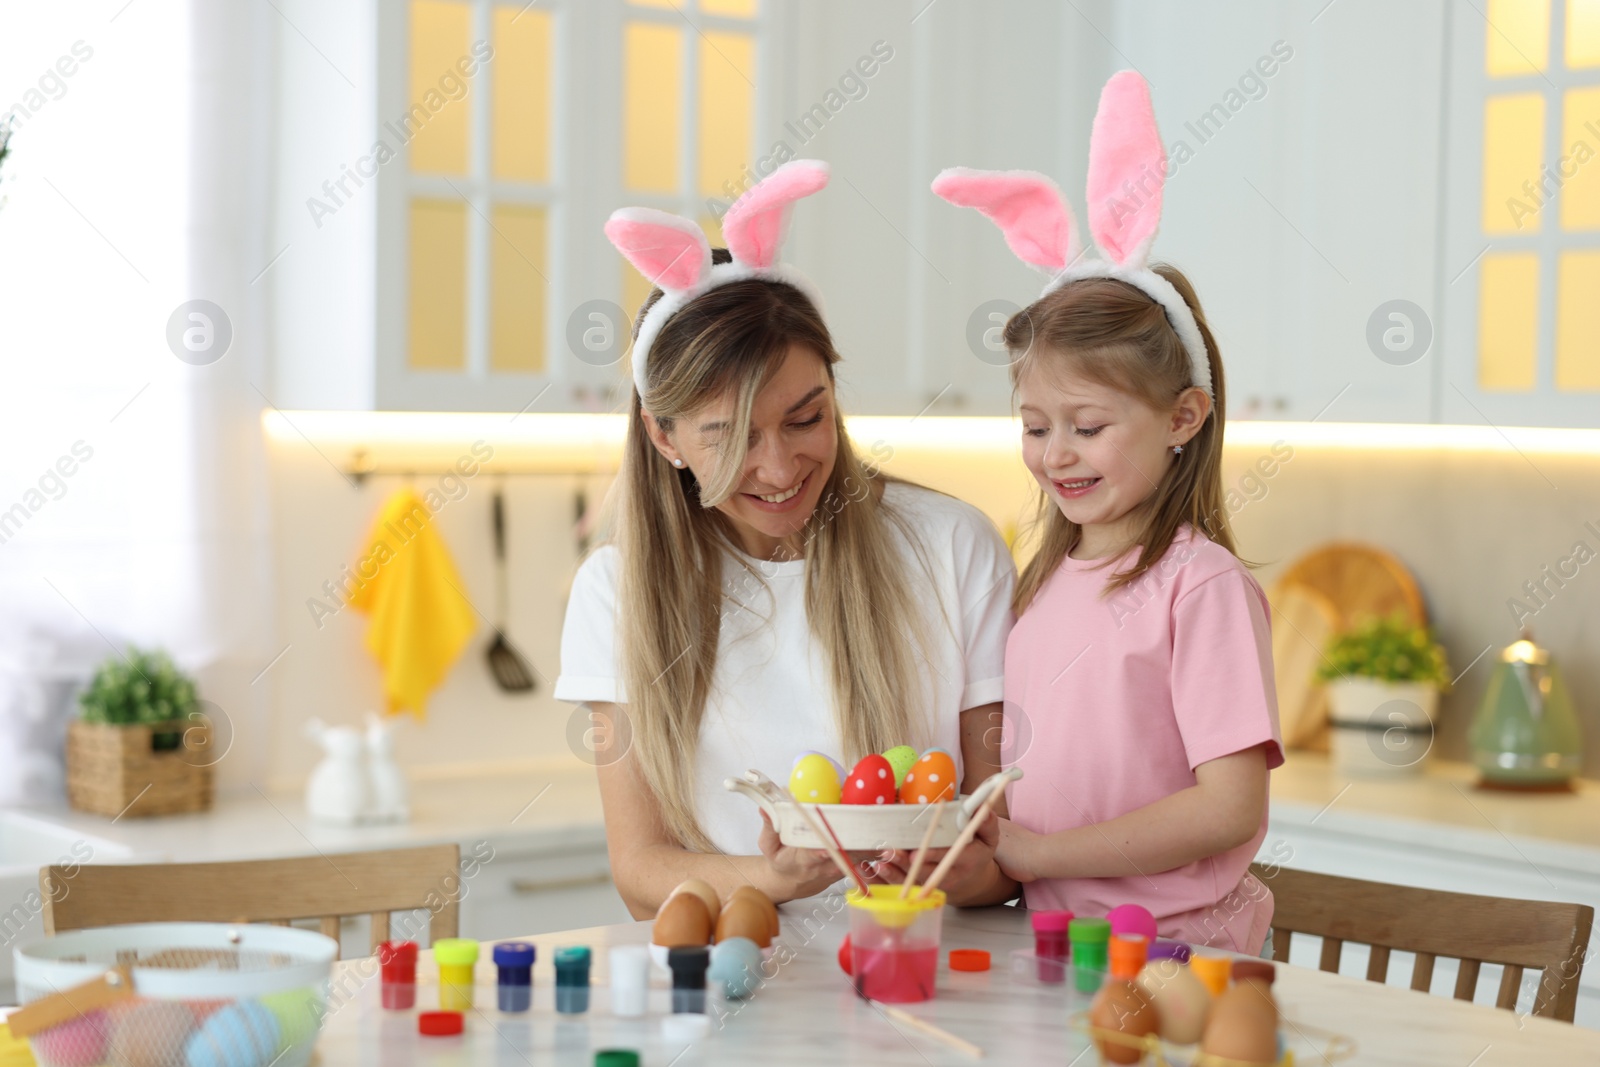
[554, 481, 1016, 856]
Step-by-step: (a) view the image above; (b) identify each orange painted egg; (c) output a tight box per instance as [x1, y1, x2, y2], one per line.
[841, 754, 898, 805]
[899, 748, 957, 804]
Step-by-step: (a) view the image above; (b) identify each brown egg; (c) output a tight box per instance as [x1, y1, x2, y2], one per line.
[652, 891, 712, 947]
[668, 878, 721, 927]
[1200, 979, 1279, 1065]
[1088, 979, 1157, 1065]
[715, 895, 774, 948]
[728, 885, 780, 939]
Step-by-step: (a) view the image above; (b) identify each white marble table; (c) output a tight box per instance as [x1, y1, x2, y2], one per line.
[311, 898, 1600, 1066]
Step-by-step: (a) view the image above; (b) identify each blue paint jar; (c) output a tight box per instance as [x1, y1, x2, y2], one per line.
[493, 941, 536, 1013]
[554, 946, 592, 1014]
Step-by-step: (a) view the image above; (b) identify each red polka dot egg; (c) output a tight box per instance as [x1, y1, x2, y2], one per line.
[840, 754, 897, 805]
[899, 748, 957, 804]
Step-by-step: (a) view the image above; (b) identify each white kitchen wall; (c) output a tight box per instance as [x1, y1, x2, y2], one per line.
[264, 420, 1600, 787]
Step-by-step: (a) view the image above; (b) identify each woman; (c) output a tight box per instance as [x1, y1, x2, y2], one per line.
[555, 161, 1016, 917]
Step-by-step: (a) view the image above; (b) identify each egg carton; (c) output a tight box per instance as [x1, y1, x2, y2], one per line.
[724, 767, 1020, 851]
[12, 922, 337, 1067]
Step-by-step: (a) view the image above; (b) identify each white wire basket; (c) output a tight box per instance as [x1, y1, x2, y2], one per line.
[12, 922, 339, 1067]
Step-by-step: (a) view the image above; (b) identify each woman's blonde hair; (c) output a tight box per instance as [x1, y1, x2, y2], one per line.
[1007, 263, 1238, 615]
[612, 249, 936, 853]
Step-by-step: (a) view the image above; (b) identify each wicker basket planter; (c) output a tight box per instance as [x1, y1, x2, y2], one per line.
[65, 719, 214, 818]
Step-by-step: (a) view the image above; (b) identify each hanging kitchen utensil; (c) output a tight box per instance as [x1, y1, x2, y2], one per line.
[486, 489, 537, 693]
[1470, 629, 1583, 791]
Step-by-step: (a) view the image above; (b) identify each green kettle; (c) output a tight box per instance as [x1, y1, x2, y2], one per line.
[1469, 631, 1583, 789]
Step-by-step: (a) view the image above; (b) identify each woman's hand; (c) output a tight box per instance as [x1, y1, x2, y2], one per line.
[756, 811, 849, 901]
[995, 817, 1042, 883]
[865, 809, 1002, 897]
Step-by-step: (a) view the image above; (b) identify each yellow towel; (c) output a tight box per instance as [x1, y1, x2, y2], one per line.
[347, 488, 477, 719]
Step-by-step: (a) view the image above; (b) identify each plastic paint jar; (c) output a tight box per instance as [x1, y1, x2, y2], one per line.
[609, 945, 651, 1017]
[668, 946, 711, 1014]
[377, 940, 418, 1011]
[1067, 917, 1111, 995]
[554, 946, 592, 1014]
[1109, 933, 1148, 980]
[1030, 910, 1073, 984]
[432, 939, 479, 1012]
[493, 942, 536, 1013]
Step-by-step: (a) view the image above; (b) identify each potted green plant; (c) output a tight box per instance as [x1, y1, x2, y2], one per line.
[1316, 614, 1451, 776]
[68, 648, 214, 817]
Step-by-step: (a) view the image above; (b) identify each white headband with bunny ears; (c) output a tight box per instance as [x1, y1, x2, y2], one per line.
[604, 159, 830, 404]
[931, 71, 1212, 400]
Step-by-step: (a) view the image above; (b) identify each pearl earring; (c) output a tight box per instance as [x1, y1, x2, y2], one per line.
[1172, 445, 1184, 455]
[672, 458, 684, 468]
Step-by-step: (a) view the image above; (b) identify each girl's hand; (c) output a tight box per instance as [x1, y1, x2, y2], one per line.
[995, 817, 1041, 883]
[757, 811, 849, 900]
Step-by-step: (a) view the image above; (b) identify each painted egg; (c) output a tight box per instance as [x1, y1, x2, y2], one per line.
[880, 745, 919, 788]
[110, 1000, 196, 1067]
[653, 891, 713, 947]
[899, 748, 957, 804]
[837, 934, 853, 975]
[789, 753, 843, 804]
[1200, 980, 1279, 1066]
[728, 885, 780, 939]
[790, 750, 845, 778]
[1135, 958, 1211, 1044]
[708, 937, 764, 999]
[1088, 979, 1157, 1065]
[668, 878, 722, 927]
[715, 895, 773, 948]
[841, 754, 898, 805]
[34, 1009, 108, 1067]
[258, 987, 323, 1059]
[1107, 903, 1159, 944]
[184, 999, 281, 1067]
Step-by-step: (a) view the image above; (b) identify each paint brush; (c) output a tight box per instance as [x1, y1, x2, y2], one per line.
[898, 801, 945, 900]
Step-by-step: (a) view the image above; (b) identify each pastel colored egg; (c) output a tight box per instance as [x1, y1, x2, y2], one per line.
[34, 1009, 108, 1067]
[184, 998, 281, 1067]
[258, 988, 323, 1066]
[788, 753, 842, 804]
[899, 748, 957, 805]
[708, 937, 764, 999]
[880, 745, 919, 788]
[841, 754, 898, 805]
[1107, 903, 1159, 944]
[110, 1000, 196, 1067]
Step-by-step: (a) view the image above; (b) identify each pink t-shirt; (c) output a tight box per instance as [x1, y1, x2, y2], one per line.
[1004, 524, 1283, 954]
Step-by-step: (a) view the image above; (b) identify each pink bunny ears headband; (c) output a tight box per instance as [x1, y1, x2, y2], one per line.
[931, 71, 1213, 400]
[604, 159, 830, 403]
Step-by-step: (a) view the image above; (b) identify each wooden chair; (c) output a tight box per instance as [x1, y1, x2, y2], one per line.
[1252, 863, 1594, 1022]
[41, 844, 461, 959]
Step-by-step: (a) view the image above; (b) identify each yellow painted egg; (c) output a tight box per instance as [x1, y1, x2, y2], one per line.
[668, 878, 721, 927]
[652, 891, 713, 947]
[899, 748, 957, 805]
[789, 753, 842, 804]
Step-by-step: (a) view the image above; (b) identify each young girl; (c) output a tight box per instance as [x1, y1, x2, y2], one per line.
[933, 71, 1283, 954]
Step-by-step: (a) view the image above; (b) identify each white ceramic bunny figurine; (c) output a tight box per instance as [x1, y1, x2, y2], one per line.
[304, 717, 371, 825]
[364, 712, 410, 823]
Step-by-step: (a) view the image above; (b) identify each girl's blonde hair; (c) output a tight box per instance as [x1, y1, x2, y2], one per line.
[1007, 263, 1237, 615]
[613, 249, 935, 853]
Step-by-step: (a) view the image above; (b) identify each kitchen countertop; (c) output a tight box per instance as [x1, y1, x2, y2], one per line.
[1269, 751, 1600, 877]
[6, 762, 605, 864]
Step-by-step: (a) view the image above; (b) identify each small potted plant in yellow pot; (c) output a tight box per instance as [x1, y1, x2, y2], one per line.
[67, 648, 214, 817]
[1316, 614, 1451, 777]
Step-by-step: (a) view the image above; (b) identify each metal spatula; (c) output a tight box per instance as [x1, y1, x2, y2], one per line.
[487, 489, 537, 693]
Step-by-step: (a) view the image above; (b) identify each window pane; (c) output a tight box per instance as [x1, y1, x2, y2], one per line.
[1483, 93, 1545, 234]
[1568, 0, 1600, 67]
[1486, 0, 1550, 76]
[702, 0, 759, 17]
[492, 7, 552, 182]
[490, 205, 548, 373]
[624, 22, 681, 193]
[698, 31, 754, 199]
[1477, 253, 1540, 390]
[409, 199, 468, 370]
[1556, 251, 1600, 388]
[1560, 86, 1600, 229]
[409, 0, 473, 175]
